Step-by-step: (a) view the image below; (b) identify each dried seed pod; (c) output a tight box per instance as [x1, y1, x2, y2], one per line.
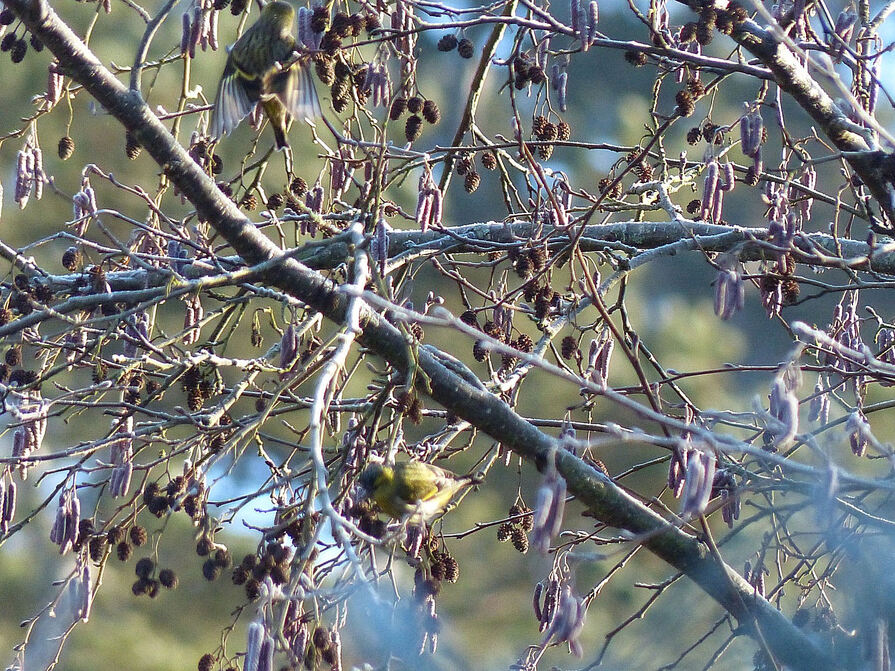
[390, 96, 407, 120]
[457, 38, 474, 58]
[405, 115, 423, 142]
[290, 176, 308, 196]
[497, 522, 513, 541]
[561, 335, 577, 360]
[314, 56, 335, 84]
[11, 38, 27, 63]
[58, 136, 74, 160]
[625, 49, 647, 66]
[407, 95, 423, 114]
[437, 34, 457, 51]
[125, 131, 141, 159]
[422, 100, 440, 124]
[130, 525, 148, 546]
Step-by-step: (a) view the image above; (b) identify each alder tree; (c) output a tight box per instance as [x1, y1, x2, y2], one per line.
[0, 0, 894, 668]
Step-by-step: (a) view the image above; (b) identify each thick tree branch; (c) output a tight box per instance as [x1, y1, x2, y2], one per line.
[14, 220, 891, 312]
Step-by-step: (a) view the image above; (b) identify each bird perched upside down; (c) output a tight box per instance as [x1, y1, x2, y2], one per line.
[210, 0, 319, 150]
[358, 461, 483, 522]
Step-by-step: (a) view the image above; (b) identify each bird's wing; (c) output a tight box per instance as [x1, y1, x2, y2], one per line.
[393, 463, 443, 504]
[210, 58, 256, 139]
[270, 59, 321, 122]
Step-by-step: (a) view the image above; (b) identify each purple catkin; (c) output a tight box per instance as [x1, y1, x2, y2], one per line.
[700, 160, 719, 221]
[681, 451, 705, 515]
[533, 582, 544, 622]
[3, 481, 15, 523]
[280, 323, 299, 368]
[46, 63, 64, 106]
[415, 192, 431, 233]
[32, 146, 43, 200]
[669, 446, 687, 497]
[720, 162, 735, 191]
[199, 9, 210, 50]
[181, 12, 191, 55]
[78, 564, 92, 621]
[557, 71, 568, 112]
[752, 152, 763, 177]
[799, 167, 816, 220]
[539, 578, 560, 631]
[808, 381, 829, 423]
[189, 6, 202, 59]
[739, 108, 753, 154]
[847, 411, 870, 457]
[15, 150, 33, 208]
[244, 621, 264, 671]
[257, 636, 274, 671]
[429, 188, 443, 228]
[587, 1, 599, 41]
[715, 269, 744, 320]
[208, 9, 219, 50]
[741, 107, 763, 156]
[710, 186, 724, 224]
[297, 7, 311, 48]
[577, 6, 588, 49]
[867, 59, 879, 114]
[374, 218, 388, 276]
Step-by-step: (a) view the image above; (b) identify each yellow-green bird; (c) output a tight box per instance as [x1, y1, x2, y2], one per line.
[358, 461, 483, 521]
[210, 0, 319, 150]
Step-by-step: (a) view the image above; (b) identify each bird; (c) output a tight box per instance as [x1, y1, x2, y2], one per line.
[210, 0, 319, 150]
[358, 461, 483, 521]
